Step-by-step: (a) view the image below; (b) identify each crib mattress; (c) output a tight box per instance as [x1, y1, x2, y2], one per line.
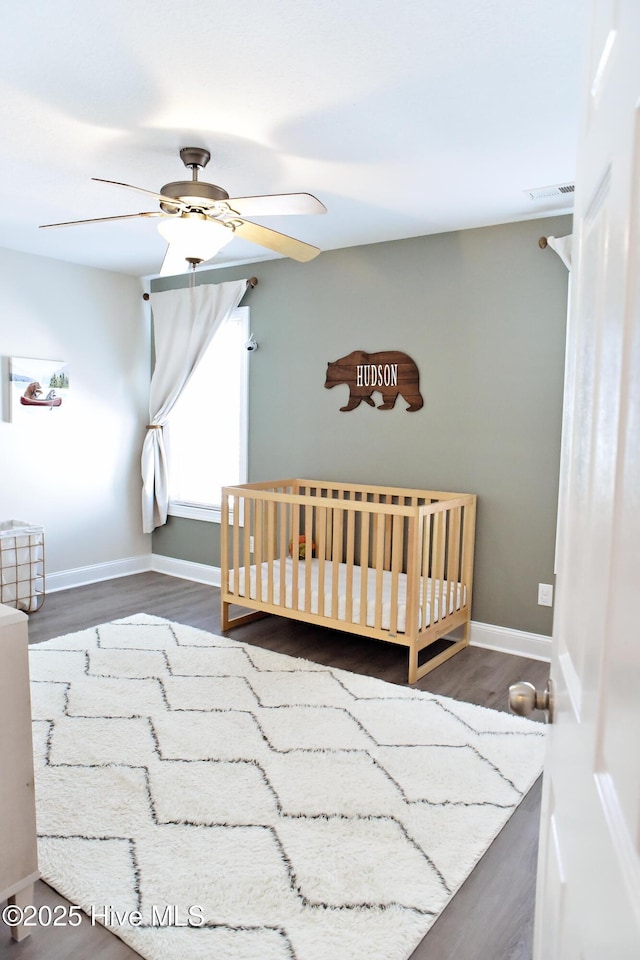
[227, 558, 463, 634]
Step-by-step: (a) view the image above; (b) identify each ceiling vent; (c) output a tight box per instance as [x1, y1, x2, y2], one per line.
[526, 182, 575, 201]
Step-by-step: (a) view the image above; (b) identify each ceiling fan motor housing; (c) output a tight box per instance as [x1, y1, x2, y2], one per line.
[159, 180, 230, 213]
[160, 147, 230, 212]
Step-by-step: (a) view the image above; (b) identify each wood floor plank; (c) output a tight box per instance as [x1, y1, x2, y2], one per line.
[1, 573, 550, 960]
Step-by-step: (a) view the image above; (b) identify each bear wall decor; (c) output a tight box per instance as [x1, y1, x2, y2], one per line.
[324, 350, 424, 412]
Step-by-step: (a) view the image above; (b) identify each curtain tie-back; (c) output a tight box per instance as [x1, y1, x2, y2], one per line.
[145, 424, 163, 430]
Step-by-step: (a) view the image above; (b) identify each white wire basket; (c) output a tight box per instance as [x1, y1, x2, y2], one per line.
[0, 521, 45, 613]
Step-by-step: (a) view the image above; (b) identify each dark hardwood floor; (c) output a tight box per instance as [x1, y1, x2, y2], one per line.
[1, 572, 550, 960]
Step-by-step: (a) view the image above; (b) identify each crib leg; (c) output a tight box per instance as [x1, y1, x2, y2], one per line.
[221, 599, 230, 631]
[221, 598, 269, 632]
[408, 645, 419, 685]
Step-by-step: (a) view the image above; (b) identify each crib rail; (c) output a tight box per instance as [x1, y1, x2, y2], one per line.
[221, 479, 476, 682]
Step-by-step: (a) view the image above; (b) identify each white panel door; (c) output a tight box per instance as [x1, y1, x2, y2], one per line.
[533, 1, 640, 957]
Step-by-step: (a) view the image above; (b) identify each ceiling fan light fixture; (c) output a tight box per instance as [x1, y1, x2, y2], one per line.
[157, 214, 233, 263]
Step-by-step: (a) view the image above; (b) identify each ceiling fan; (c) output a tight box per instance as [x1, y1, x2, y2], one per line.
[39, 147, 327, 275]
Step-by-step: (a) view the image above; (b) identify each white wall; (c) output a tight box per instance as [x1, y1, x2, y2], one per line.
[0, 246, 150, 578]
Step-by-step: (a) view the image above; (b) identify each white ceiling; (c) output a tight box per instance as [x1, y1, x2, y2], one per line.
[0, 0, 587, 278]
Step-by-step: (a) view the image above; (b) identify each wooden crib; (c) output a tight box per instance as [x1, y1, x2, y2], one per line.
[220, 479, 476, 683]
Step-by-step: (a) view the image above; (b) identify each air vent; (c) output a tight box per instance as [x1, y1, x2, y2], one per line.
[526, 183, 575, 201]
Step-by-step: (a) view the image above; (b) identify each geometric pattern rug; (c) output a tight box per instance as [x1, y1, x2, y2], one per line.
[28, 614, 546, 960]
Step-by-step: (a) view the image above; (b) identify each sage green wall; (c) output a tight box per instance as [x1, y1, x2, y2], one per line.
[152, 214, 571, 636]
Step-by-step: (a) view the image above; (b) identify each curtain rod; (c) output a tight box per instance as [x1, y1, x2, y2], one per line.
[142, 276, 258, 301]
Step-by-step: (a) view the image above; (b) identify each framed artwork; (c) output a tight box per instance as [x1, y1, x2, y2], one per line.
[9, 357, 70, 420]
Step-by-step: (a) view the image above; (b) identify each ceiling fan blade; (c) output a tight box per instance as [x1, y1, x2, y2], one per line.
[39, 211, 166, 228]
[92, 178, 184, 209]
[226, 218, 320, 262]
[222, 192, 327, 218]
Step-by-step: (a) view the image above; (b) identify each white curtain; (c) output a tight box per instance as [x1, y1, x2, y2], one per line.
[547, 234, 572, 271]
[546, 235, 573, 574]
[141, 278, 249, 533]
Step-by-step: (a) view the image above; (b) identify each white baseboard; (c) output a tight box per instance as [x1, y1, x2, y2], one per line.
[46, 555, 152, 593]
[151, 554, 221, 587]
[45, 554, 221, 592]
[45, 555, 550, 662]
[470, 620, 551, 662]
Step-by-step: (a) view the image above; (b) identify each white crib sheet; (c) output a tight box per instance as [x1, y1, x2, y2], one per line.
[228, 558, 463, 633]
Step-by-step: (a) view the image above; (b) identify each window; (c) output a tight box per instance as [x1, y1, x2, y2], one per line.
[167, 306, 249, 522]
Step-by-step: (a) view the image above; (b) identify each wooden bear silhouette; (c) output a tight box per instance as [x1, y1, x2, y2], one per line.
[324, 350, 424, 412]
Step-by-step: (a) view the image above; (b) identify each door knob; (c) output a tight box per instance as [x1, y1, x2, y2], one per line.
[509, 679, 554, 723]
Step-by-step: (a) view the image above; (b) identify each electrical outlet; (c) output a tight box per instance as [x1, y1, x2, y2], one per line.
[538, 583, 554, 607]
[249, 536, 255, 553]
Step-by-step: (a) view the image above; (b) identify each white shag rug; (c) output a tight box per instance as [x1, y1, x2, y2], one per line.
[28, 614, 546, 960]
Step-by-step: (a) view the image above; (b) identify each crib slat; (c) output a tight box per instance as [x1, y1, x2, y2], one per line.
[331, 507, 343, 620]
[374, 512, 385, 630]
[254, 499, 263, 603]
[443, 511, 451, 618]
[325, 491, 333, 558]
[221, 492, 229, 586]
[405, 509, 420, 638]
[389, 513, 403, 635]
[345, 507, 356, 623]
[359, 510, 370, 626]
[317, 506, 327, 617]
[266, 499, 276, 604]
[243, 497, 252, 602]
[384, 501, 393, 571]
[428, 510, 436, 621]
[277, 501, 286, 607]
[425, 511, 433, 629]
[370, 493, 380, 561]
[230, 496, 239, 599]
[421, 511, 431, 628]
[291, 503, 300, 610]
[440, 507, 449, 622]
[232, 495, 239, 594]
[304, 503, 313, 613]
[432, 510, 445, 623]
